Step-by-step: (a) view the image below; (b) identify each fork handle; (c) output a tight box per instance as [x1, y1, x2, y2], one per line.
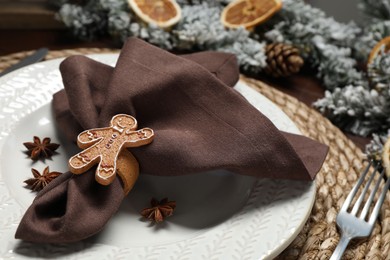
[330, 235, 352, 260]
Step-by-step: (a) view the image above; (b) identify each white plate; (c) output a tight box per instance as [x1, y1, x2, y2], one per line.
[0, 54, 315, 259]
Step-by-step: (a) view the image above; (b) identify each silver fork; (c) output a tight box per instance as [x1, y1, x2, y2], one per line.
[330, 161, 390, 260]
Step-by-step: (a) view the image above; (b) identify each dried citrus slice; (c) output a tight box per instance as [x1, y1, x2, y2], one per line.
[368, 36, 390, 64]
[221, 0, 282, 29]
[382, 137, 390, 178]
[128, 0, 181, 28]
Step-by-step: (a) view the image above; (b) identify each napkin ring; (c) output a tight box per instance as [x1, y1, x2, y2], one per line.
[68, 114, 154, 195]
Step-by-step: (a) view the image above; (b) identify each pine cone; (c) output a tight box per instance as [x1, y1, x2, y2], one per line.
[264, 43, 304, 77]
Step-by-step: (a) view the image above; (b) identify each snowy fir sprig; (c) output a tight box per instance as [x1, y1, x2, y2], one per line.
[56, 0, 266, 73]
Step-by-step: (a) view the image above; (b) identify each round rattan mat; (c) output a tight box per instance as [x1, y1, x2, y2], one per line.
[1, 49, 389, 260]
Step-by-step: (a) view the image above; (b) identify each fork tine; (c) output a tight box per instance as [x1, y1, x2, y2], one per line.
[368, 176, 390, 225]
[351, 164, 378, 215]
[359, 169, 384, 220]
[341, 161, 373, 212]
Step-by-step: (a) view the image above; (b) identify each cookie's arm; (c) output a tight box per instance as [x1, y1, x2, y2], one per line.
[124, 128, 155, 147]
[69, 145, 101, 174]
[77, 128, 109, 149]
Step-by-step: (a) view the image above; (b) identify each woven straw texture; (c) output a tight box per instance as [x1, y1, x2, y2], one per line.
[1, 49, 389, 259]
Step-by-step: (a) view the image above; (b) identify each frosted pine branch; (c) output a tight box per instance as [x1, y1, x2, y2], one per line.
[365, 130, 390, 161]
[314, 84, 390, 136]
[173, 4, 267, 72]
[264, 0, 361, 90]
[358, 0, 390, 21]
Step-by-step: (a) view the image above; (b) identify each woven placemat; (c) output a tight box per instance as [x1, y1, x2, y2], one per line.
[242, 77, 390, 260]
[1, 49, 389, 259]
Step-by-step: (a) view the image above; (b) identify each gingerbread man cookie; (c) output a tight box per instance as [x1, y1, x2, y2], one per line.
[69, 114, 154, 187]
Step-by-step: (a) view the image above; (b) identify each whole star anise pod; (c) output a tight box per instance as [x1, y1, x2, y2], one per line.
[23, 136, 60, 160]
[24, 166, 62, 192]
[141, 198, 176, 223]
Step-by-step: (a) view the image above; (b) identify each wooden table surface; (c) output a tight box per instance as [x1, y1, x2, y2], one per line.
[0, 28, 371, 151]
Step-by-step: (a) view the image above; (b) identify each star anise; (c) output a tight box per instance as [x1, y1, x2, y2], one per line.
[141, 198, 176, 223]
[24, 166, 62, 192]
[23, 136, 60, 160]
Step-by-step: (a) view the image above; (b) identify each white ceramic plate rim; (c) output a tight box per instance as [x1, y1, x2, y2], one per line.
[0, 54, 315, 260]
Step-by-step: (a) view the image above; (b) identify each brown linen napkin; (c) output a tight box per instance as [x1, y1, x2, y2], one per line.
[52, 50, 239, 143]
[16, 38, 328, 243]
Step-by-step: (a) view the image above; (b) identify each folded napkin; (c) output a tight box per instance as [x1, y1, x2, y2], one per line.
[16, 38, 328, 243]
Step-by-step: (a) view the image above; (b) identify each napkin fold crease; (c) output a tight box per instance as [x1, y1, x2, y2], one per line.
[15, 38, 328, 243]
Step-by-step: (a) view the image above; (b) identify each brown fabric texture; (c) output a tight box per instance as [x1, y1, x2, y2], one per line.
[15, 38, 328, 243]
[51, 51, 239, 143]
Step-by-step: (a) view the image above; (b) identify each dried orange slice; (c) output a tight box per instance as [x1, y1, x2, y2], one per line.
[221, 0, 282, 29]
[368, 36, 390, 64]
[128, 0, 181, 28]
[382, 137, 390, 178]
